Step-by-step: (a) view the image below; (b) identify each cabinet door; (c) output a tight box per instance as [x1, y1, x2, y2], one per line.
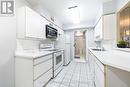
[25, 7, 45, 39]
[34, 69, 52, 87]
[41, 17, 48, 39]
[91, 55, 95, 79]
[95, 61, 105, 87]
[34, 59, 52, 80]
[99, 17, 103, 39]
[88, 52, 95, 80]
[103, 14, 116, 40]
[94, 25, 98, 40]
[55, 26, 60, 41]
[55, 28, 65, 49]
[94, 17, 103, 41]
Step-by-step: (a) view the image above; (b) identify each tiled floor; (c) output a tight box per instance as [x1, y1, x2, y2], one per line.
[46, 61, 95, 87]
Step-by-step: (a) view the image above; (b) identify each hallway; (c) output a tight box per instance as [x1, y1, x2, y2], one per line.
[46, 62, 95, 87]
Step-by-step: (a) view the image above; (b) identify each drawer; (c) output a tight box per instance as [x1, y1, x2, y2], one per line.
[95, 57, 104, 73]
[54, 64, 62, 77]
[34, 54, 52, 65]
[34, 58, 52, 80]
[34, 69, 52, 87]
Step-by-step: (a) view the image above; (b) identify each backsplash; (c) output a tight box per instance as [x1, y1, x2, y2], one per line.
[16, 39, 54, 51]
[101, 40, 117, 50]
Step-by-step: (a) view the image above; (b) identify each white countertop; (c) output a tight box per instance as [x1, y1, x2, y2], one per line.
[89, 48, 130, 72]
[115, 48, 130, 52]
[15, 49, 64, 59]
[15, 50, 54, 59]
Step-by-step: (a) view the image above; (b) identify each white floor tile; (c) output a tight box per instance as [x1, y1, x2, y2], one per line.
[69, 81, 79, 87]
[46, 61, 95, 87]
[79, 83, 89, 87]
[60, 84, 69, 87]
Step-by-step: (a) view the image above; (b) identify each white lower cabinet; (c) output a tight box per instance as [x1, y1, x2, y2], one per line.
[15, 54, 53, 87]
[89, 50, 130, 87]
[88, 51, 93, 72]
[95, 60, 105, 87]
[89, 51, 105, 87]
[34, 69, 52, 87]
[34, 58, 52, 80]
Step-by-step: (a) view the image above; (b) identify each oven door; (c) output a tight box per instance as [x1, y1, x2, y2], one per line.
[54, 51, 63, 71]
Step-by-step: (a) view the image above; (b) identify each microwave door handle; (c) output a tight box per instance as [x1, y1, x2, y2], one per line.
[47, 35, 54, 37]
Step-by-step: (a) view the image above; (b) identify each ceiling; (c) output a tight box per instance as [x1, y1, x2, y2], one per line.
[27, 0, 113, 26]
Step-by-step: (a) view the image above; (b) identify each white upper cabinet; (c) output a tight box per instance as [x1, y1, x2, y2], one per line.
[52, 25, 64, 41]
[17, 6, 47, 39]
[57, 27, 64, 40]
[94, 17, 103, 41]
[94, 14, 116, 41]
[103, 14, 116, 40]
[26, 7, 45, 39]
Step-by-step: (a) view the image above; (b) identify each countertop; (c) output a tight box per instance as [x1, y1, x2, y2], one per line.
[89, 48, 130, 72]
[15, 50, 54, 59]
[15, 49, 64, 59]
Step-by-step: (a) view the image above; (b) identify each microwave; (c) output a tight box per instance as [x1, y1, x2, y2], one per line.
[46, 25, 58, 39]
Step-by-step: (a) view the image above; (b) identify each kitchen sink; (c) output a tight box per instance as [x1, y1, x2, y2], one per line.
[91, 48, 105, 51]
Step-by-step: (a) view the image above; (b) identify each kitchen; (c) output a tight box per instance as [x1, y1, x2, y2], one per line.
[0, 0, 130, 87]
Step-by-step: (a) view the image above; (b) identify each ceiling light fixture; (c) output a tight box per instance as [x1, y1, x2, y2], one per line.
[68, 5, 80, 24]
[68, 6, 78, 9]
[75, 31, 83, 36]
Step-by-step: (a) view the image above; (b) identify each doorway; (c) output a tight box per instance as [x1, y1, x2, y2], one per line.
[74, 31, 86, 61]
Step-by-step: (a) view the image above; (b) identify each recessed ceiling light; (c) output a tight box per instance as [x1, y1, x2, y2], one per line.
[68, 5, 80, 24]
[75, 31, 83, 36]
[68, 6, 78, 9]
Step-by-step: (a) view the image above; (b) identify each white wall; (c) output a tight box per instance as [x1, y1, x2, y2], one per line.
[0, 2, 16, 87]
[0, 17, 16, 87]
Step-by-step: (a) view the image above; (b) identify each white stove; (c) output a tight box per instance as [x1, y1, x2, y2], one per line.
[39, 43, 63, 78]
[53, 50, 63, 77]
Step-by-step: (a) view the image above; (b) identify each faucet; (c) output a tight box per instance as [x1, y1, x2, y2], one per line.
[96, 45, 100, 49]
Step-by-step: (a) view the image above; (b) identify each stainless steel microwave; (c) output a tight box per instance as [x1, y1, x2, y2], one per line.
[46, 25, 58, 39]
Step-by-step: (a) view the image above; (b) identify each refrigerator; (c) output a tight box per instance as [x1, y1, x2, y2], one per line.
[64, 34, 71, 66]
